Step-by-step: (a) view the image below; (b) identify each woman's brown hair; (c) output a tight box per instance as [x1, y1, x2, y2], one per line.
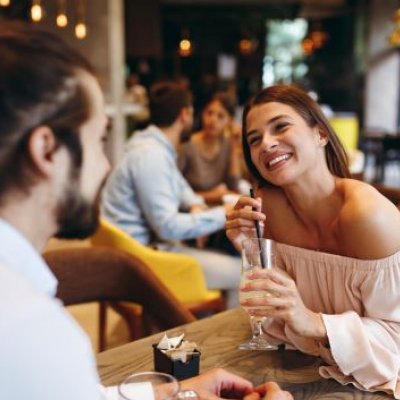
[242, 84, 350, 186]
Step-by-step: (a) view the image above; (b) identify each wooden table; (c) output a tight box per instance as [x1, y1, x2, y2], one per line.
[97, 308, 392, 399]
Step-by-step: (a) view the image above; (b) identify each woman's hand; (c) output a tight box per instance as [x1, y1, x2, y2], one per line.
[240, 268, 327, 340]
[225, 195, 266, 251]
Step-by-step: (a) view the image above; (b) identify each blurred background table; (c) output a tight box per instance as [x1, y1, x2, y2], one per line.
[97, 308, 392, 399]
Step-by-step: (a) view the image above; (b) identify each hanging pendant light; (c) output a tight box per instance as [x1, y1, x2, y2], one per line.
[31, 0, 43, 22]
[0, 0, 11, 7]
[301, 21, 329, 56]
[178, 28, 193, 57]
[56, 0, 68, 28]
[75, 0, 87, 40]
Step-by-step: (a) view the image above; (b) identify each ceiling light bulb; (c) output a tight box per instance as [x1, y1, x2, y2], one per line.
[31, 4, 42, 22]
[56, 13, 68, 27]
[180, 39, 191, 51]
[75, 23, 87, 39]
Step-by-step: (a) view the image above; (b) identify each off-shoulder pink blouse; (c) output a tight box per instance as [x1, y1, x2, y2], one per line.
[267, 242, 400, 398]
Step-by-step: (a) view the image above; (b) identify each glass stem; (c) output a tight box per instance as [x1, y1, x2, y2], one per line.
[251, 317, 263, 339]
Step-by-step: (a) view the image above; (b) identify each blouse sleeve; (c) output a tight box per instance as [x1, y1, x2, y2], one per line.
[319, 264, 400, 398]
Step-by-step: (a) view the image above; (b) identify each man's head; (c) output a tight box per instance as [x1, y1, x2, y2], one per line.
[0, 21, 110, 239]
[149, 81, 193, 140]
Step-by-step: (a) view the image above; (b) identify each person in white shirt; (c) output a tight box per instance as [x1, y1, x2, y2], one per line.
[0, 21, 291, 400]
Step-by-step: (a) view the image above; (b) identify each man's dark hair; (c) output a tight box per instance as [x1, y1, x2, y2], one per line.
[149, 81, 192, 127]
[0, 21, 94, 198]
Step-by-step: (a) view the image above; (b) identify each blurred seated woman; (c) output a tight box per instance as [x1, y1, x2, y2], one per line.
[178, 91, 241, 204]
[226, 84, 400, 398]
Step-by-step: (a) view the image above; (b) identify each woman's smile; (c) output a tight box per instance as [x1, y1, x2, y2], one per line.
[262, 152, 293, 170]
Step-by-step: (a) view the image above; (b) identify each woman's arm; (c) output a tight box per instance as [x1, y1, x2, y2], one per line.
[319, 271, 400, 398]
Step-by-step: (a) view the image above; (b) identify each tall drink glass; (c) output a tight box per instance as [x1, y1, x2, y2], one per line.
[239, 238, 278, 350]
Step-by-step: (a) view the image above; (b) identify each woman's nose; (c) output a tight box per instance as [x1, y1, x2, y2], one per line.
[261, 132, 278, 152]
[208, 114, 217, 123]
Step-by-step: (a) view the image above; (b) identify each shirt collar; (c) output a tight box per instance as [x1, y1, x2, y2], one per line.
[132, 124, 177, 158]
[0, 218, 57, 297]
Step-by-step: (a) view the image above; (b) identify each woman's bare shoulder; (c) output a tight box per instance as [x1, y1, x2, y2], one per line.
[258, 185, 286, 205]
[338, 179, 400, 259]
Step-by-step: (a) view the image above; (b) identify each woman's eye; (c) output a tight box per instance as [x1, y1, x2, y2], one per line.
[248, 136, 261, 146]
[275, 123, 288, 131]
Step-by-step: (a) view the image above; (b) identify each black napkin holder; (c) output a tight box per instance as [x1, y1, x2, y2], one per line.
[152, 344, 200, 380]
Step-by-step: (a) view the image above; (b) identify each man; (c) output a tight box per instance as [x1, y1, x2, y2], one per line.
[101, 81, 241, 307]
[0, 22, 291, 400]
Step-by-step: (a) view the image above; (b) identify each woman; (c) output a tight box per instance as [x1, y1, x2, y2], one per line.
[226, 84, 400, 398]
[178, 91, 241, 204]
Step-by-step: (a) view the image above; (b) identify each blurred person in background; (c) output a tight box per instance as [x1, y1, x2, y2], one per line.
[101, 81, 241, 308]
[178, 91, 242, 205]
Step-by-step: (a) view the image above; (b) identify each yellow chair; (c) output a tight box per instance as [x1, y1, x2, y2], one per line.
[91, 219, 225, 319]
[329, 114, 359, 151]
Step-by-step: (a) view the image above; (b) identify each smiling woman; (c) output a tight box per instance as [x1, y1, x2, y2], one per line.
[242, 84, 350, 187]
[225, 84, 400, 398]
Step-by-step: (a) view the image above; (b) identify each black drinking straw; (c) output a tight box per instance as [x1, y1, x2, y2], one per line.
[249, 188, 266, 269]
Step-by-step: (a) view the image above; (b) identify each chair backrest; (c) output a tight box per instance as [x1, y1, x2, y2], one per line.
[43, 247, 195, 330]
[90, 219, 212, 305]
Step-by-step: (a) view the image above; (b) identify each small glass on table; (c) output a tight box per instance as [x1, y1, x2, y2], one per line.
[118, 371, 198, 400]
[239, 238, 278, 350]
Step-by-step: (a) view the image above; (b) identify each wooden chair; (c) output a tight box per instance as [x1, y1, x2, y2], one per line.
[43, 247, 195, 351]
[90, 219, 226, 318]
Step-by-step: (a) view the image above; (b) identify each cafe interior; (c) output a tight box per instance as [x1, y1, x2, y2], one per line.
[3, 0, 400, 398]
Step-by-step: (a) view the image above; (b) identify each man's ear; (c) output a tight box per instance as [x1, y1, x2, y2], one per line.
[179, 106, 191, 122]
[27, 126, 59, 177]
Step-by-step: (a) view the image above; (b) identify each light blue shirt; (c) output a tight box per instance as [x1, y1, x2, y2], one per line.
[101, 125, 226, 245]
[0, 219, 101, 400]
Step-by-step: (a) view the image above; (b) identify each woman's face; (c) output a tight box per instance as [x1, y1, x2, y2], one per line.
[245, 101, 327, 186]
[201, 100, 232, 137]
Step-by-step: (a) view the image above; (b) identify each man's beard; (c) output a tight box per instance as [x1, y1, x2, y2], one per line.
[179, 124, 193, 143]
[55, 174, 106, 240]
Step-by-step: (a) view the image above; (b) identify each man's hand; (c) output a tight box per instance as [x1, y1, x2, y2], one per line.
[244, 382, 293, 400]
[190, 204, 209, 248]
[180, 368, 253, 400]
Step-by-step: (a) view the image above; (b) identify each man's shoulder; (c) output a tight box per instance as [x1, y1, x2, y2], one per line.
[124, 134, 168, 164]
[0, 263, 73, 332]
[126, 125, 165, 151]
[0, 264, 98, 400]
